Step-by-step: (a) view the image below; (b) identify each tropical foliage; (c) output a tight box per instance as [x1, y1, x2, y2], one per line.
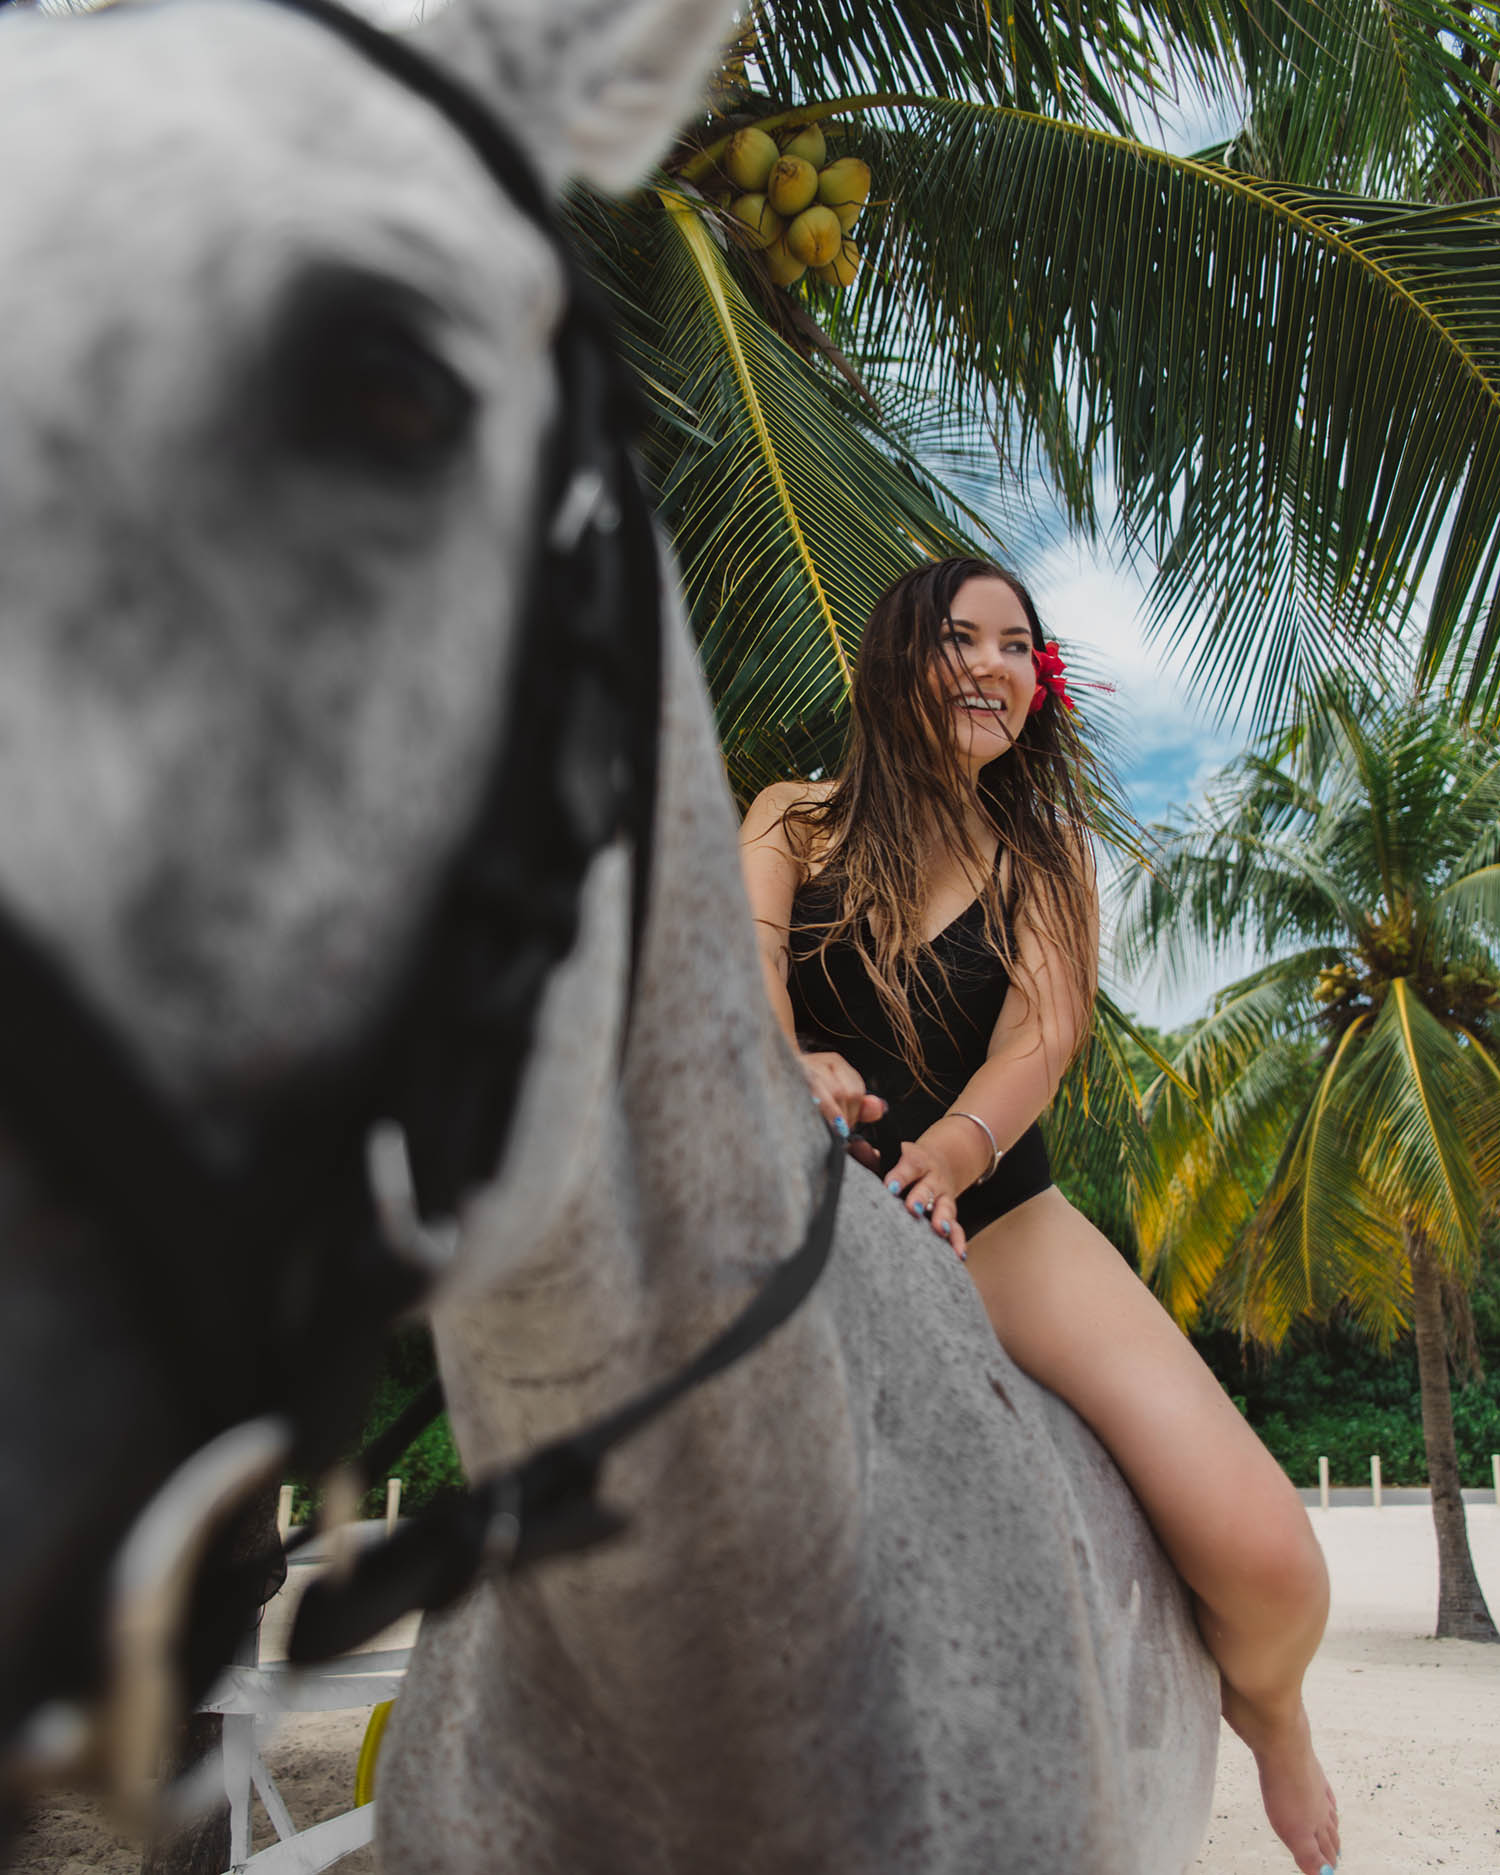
[557, 0, 1500, 796]
[1119, 685, 1500, 1636]
[1187, 1249, 1500, 1488]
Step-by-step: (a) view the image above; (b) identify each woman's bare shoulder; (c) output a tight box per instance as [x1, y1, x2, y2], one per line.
[741, 777, 835, 841]
[749, 776, 836, 810]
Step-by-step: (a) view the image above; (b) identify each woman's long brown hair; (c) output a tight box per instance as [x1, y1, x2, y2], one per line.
[783, 556, 1098, 1086]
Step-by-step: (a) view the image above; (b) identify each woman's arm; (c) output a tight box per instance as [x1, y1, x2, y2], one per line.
[738, 783, 886, 1141]
[737, 780, 809, 1044]
[885, 842, 1099, 1250]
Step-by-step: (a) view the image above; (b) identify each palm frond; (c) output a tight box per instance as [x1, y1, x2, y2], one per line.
[741, 0, 1232, 132]
[1116, 806, 1356, 985]
[1138, 1028, 1314, 1326]
[1219, 0, 1500, 198]
[1434, 863, 1500, 950]
[1452, 1022, 1500, 1193]
[829, 101, 1500, 715]
[1045, 1081, 1143, 1252]
[1046, 991, 1189, 1251]
[1128, 975, 1314, 1323]
[1344, 979, 1493, 1266]
[1231, 1168, 1410, 1347]
[1205, 1007, 1415, 1348]
[1230, 1015, 1385, 1333]
[570, 185, 989, 794]
[1120, 690, 1500, 1346]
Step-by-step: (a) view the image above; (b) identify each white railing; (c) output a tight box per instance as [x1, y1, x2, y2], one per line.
[1309, 1453, 1500, 1506]
[199, 1494, 412, 1875]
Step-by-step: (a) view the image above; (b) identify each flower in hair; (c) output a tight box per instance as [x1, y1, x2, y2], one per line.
[1030, 641, 1073, 713]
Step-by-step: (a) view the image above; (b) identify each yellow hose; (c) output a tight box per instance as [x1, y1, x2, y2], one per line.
[354, 1699, 396, 1807]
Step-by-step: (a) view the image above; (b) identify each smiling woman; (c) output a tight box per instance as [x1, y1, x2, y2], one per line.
[738, 555, 1096, 1245]
[739, 553, 1344, 1875]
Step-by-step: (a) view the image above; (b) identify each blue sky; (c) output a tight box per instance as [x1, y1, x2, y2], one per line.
[1025, 535, 1248, 1030]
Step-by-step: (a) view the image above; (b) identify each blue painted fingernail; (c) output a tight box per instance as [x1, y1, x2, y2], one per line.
[833, 1114, 850, 1139]
[959, 1249, 967, 1263]
[939, 1221, 951, 1237]
[887, 1179, 902, 1195]
[1319, 1865, 1334, 1875]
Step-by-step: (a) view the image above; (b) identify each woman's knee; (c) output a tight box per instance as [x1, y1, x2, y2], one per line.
[1215, 1479, 1328, 1623]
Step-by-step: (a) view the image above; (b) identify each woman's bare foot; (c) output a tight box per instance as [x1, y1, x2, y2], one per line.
[1222, 1688, 1339, 1874]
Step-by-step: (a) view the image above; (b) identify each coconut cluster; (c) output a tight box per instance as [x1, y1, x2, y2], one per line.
[721, 122, 869, 290]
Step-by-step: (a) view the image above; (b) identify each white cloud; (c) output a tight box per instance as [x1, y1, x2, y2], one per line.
[1024, 534, 1248, 1030]
[1028, 533, 1240, 806]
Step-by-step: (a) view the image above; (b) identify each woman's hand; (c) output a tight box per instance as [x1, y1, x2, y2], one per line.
[799, 1049, 886, 1150]
[883, 1117, 989, 1262]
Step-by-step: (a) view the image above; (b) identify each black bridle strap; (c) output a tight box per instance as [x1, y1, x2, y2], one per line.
[286, 1133, 846, 1664]
[263, 0, 552, 228]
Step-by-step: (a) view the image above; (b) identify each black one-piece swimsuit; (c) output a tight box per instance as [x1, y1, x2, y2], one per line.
[785, 876, 1053, 1237]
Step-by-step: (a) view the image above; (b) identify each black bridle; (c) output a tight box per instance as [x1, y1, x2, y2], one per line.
[0, 0, 662, 1473]
[1, 0, 842, 1791]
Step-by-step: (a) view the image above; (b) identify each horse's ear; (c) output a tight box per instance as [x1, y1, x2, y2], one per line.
[421, 0, 738, 194]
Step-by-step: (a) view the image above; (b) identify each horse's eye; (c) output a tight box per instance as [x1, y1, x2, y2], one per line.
[275, 275, 475, 477]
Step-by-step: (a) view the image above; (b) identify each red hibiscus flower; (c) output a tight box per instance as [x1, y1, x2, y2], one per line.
[1029, 641, 1074, 713]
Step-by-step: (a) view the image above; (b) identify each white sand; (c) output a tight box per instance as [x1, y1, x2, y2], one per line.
[12, 1506, 1500, 1872]
[1191, 1505, 1500, 1873]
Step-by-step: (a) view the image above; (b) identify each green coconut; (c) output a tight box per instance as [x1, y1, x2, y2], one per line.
[817, 157, 871, 233]
[812, 239, 862, 289]
[785, 204, 842, 268]
[730, 192, 786, 251]
[782, 122, 827, 169]
[765, 237, 808, 287]
[723, 126, 778, 192]
[765, 154, 819, 218]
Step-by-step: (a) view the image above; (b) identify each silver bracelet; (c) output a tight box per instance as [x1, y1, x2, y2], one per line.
[949, 1110, 1003, 1185]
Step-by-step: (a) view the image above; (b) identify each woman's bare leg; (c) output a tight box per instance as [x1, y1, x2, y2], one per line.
[966, 1186, 1340, 1875]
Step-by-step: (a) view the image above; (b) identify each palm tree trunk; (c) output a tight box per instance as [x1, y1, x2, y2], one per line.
[1406, 1225, 1498, 1642]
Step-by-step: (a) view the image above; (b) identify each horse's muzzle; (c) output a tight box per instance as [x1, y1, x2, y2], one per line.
[0, 1118, 287, 1842]
[1, 1416, 289, 1836]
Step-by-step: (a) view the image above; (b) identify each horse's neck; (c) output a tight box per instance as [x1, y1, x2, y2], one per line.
[434, 596, 832, 1474]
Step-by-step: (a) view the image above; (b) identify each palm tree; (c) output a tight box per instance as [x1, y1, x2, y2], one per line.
[564, 0, 1500, 1251]
[558, 0, 1500, 796]
[1119, 684, 1500, 1640]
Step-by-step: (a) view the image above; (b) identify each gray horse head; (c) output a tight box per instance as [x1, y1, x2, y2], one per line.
[0, 0, 737, 1822]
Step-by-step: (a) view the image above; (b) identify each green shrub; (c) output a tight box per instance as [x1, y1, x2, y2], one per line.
[284, 1211, 1500, 1518]
[1253, 1405, 1427, 1486]
[1192, 1260, 1500, 1487]
[286, 1324, 463, 1526]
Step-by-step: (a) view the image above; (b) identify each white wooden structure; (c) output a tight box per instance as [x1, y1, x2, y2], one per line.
[199, 1647, 408, 1873]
